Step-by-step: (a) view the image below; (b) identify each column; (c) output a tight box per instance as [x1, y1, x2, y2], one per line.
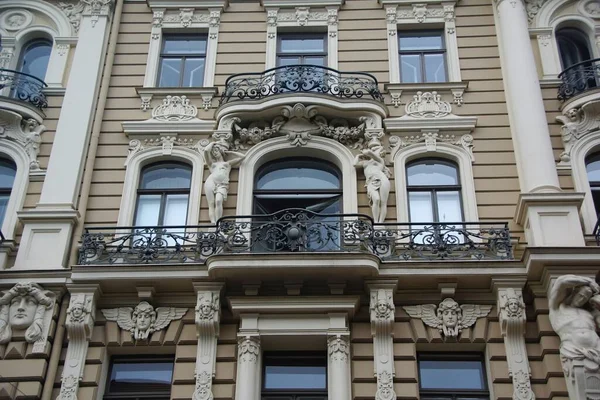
[327, 334, 351, 400]
[493, 280, 535, 400]
[494, 0, 585, 246]
[235, 336, 261, 400]
[369, 281, 397, 400]
[193, 283, 223, 400]
[15, 0, 114, 269]
[57, 285, 99, 400]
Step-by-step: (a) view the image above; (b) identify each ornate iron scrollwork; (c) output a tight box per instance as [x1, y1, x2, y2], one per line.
[558, 58, 600, 101]
[0, 68, 48, 110]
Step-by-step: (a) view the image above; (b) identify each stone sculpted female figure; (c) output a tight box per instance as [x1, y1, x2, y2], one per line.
[203, 140, 245, 223]
[354, 143, 391, 223]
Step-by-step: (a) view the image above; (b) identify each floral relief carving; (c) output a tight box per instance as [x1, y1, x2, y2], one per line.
[328, 334, 350, 363]
[553, 104, 600, 169]
[523, 0, 546, 25]
[376, 371, 395, 400]
[1, 10, 33, 31]
[403, 298, 492, 341]
[193, 371, 213, 400]
[238, 336, 260, 364]
[59, 1, 85, 32]
[370, 286, 396, 400]
[152, 95, 198, 121]
[57, 375, 79, 400]
[389, 133, 474, 161]
[405, 91, 452, 118]
[59, 0, 114, 31]
[194, 290, 221, 400]
[126, 137, 206, 166]
[101, 301, 187, 341]
[0, 48, 14, 69]
[582, 0, 600, 17]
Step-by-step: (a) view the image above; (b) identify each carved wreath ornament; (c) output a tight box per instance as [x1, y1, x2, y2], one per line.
[403, 298, 492, 341]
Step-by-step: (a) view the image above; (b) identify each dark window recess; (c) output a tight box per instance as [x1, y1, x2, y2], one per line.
[134, 162, 192, 227]
[398, 31, 447, 83]
[103, 356, 174, 400]
[556, 28, 593, 69]
[277, 33, 327, 67]
[0, 159, 16, 227]
[262, 352, 328, 400]
[418, 353, 490, 400]
[18, 39, 52, 80]
[587, 153, 600, 217]
[157, 35, 207, 87]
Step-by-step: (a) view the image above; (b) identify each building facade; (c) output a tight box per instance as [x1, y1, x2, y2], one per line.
[0, 0, 600, 398]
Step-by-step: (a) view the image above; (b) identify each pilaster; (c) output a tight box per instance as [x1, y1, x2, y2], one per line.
[235, 335, 261, 400]
[368, 280, 397, 400]
[193, 283, 223, 400]
[327, 334, 351, 400]
[57, 284, 100, 400]
[493, 280, 534, 400]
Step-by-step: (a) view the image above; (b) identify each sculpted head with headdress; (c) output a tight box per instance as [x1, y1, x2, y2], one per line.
[132, 301, 156, 334]
[0, 283, 54, 344]
[437, 298, 461, 334]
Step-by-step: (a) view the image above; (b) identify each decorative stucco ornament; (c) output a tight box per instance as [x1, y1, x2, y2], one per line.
[152, 95, 198, 121]
[0, 113, 45, 172]
[389, 133, 474, 162]
[548, 274, 600, 399]
[193, 289, 221, 400]
[370, 286, 397, 400]
[403, 298, 492, 341]
[101, 301, 187, 341]
[1, 10, 33, 31]
[0, 283, 56, 352]
[405, 91, 452, 118]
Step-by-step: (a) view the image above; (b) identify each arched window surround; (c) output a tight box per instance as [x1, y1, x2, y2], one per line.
[393, 143, 479, 223]
[0, 141, 29, 243]
[117, 148, 205, 227]
[236, 137, 358, 216]
[568, 133, 600, 233]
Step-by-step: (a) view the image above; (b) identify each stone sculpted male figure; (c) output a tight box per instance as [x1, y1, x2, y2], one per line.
[353, 142, 391, 224]
[548, 274, 600, 375]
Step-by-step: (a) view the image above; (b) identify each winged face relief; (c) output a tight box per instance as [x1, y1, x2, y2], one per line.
[403, 298, 492, 341]
[102, 301, 187, 341]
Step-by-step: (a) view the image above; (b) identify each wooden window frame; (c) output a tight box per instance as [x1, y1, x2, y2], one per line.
[398, 30, 448, 83]
[157, 34, 208, 88]
[276, 32, 328, 67]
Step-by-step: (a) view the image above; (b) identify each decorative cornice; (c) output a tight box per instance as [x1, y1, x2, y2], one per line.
[126, 137, 207, 165]
[389, 132, 474, 161]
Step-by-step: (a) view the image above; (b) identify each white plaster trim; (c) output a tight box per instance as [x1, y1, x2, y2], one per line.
[263, 6, 340, 70]
[262, 0, 344, 6]
[143, 6, 222, 89]
[117, 143, 205, 227]
[392, 142, 479, 223]
[121, 119, 216, 136]
[236, 136, 359, 215]
[229, 296, 360, 317]
[0, 1, 73, 37]
[383, 1, 461, 84]
[369, 282, 397, 400]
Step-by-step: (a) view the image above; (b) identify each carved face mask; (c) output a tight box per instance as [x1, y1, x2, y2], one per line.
[441, 309, 458, 328]
[572, 287, 593, 307]
[9, 295, 37, 330]
[135, 311, 153, 331]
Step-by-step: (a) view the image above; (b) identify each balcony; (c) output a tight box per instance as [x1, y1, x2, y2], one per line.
[219, 64, 384, 105]
[0, 69, 48, 111]
[78, 209, 513, 266]
[557, 58, 600, 101]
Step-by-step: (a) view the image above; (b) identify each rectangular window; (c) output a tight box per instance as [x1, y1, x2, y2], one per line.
[104, 356, 174, 400]
[399, 31, 447, 83]
[262, 352, 327, 400]
[157, 35, 207, 87]
[277, 33, 327, 67]
[418, 354, 489, 400]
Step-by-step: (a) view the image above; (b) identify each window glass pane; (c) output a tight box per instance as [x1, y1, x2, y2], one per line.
[409, 192, 433, 222]
[400, 54, 422, 83]
[399, 34, 443, 50]
[257, 167, 340, 190]
[424, 54, 447, 82]
[183, 58, 205, 87]
[163, 37, 206, 54]
[436, 191, 462, 222]
[587, 159, 600, 182]
[277, 56, 301, 66]
[0, 195, 9, 225]
[407, 162, 459, 186]
[280, 37, 325, 53]
[420, 360, 486, 390]
[135, 195, 161, 226]
[0, 160, 16, 189]
[109, 361, 173, 393]
[158, 58, 182, 87]
[140, 165, 191, 189]
[20, 40, 52, 80]
[264, 366, 327, 389]
[163, 194, 189, 226]
[304, 56, 326, 66]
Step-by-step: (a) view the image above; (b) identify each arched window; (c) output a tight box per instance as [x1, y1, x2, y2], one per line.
[406, 159, 463, 222]
[134, 162, 191, 226]
[586, 153, 600, 218]
[18, 39, 52, 80]
[556, 28, 593, 69]
[0, 159, 16, 227]
[253, 158, 342, 215]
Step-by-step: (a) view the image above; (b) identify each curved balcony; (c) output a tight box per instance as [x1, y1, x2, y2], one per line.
[558, 58, 600, 101]
[219, 64, 384, 105]
[0, 69, 48, 112]
[78, 209, 513, 266]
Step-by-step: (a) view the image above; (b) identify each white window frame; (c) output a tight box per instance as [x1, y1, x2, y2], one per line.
[235, 136, 358, 216]
[383, 1, 461, 84]
[0, 1, 76, 91]
[117, 144, 205, 227]
[264, 5, 341, 70]
[568, 133, 600, 234]
[392, 141, 479, 223]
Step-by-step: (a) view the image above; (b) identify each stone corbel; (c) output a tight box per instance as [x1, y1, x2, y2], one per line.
[193, 283, 224, 400]
[57, 285, 100, 400]
[368, 281, 398, 400]
[494, 281, 534, 400]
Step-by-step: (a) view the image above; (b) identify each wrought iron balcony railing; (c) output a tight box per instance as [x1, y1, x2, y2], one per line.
[558, 58, 600, 101]
[219, 64, 384, 104]
[78, 209, 513, 265]
[0, 69, 48, 110]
